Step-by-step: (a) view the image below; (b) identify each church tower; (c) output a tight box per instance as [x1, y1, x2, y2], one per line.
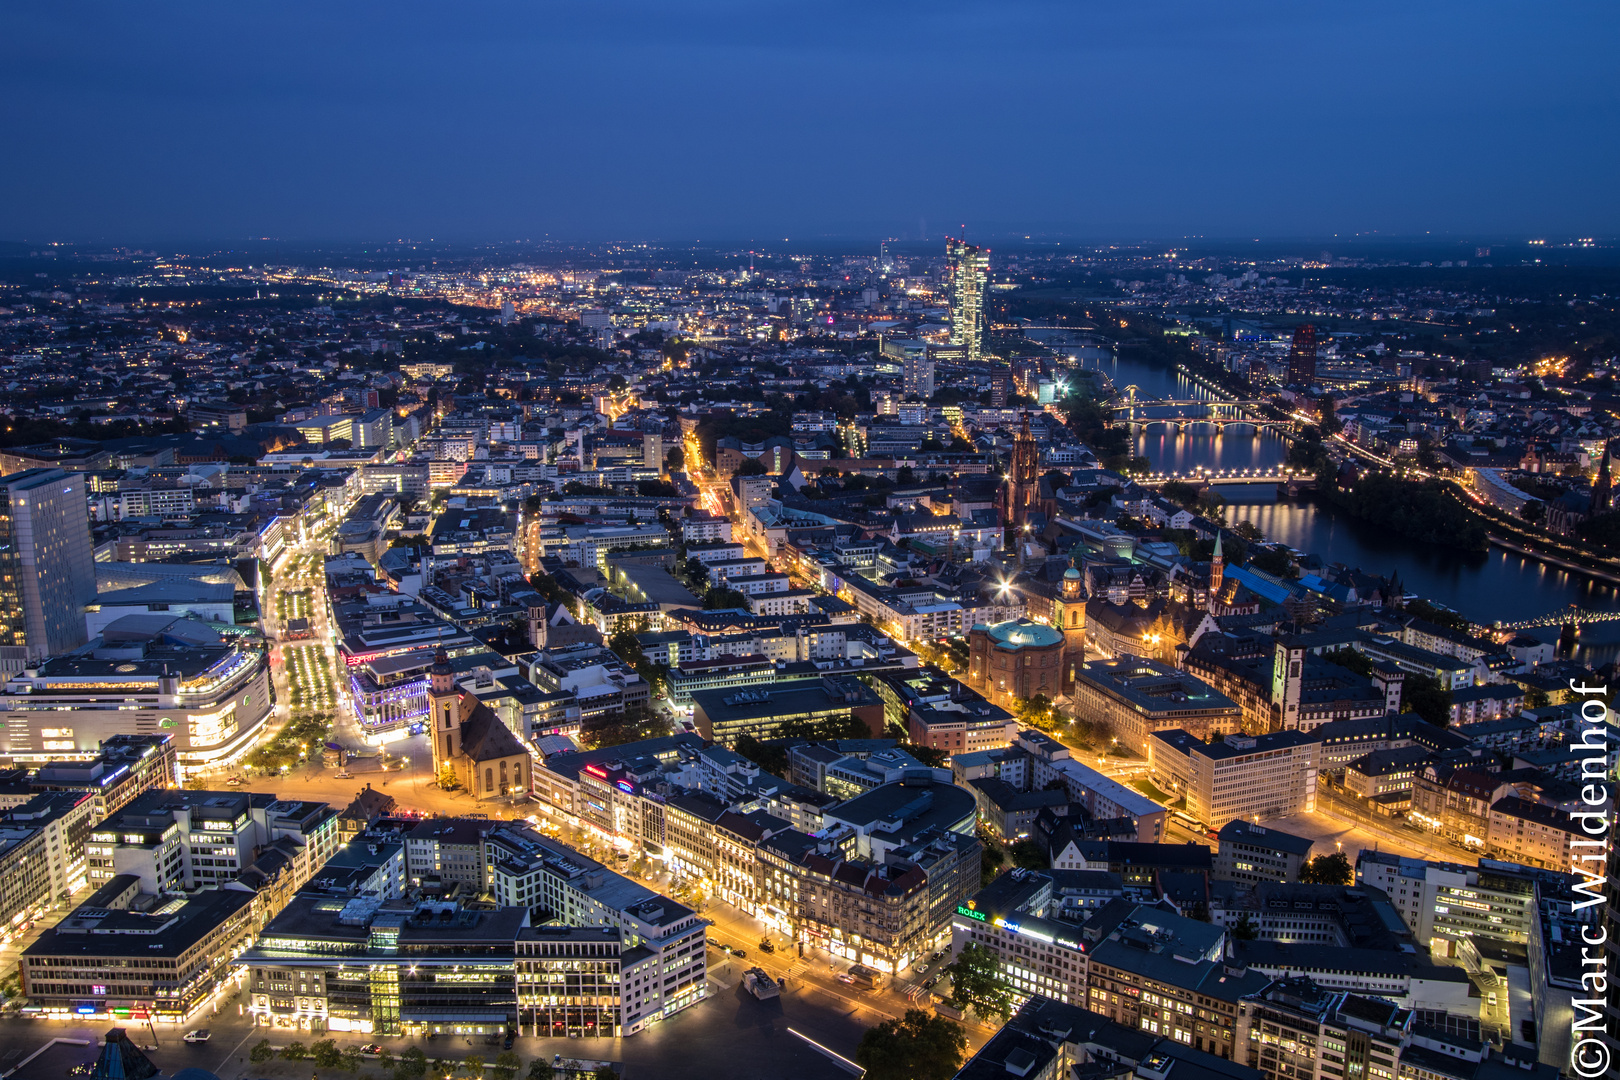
[1058, 555, 1087, 692]
[1007, 412, 1041, 530]
[1207, 533, 1224, 614]
[428, 646, 461, 777]
[1593, 444, 1613, 515]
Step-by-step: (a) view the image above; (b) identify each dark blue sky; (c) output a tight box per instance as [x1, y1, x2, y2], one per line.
[3, 1, 1615, 243]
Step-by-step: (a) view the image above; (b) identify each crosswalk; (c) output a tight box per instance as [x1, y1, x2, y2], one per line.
[787, 959, 809, 978]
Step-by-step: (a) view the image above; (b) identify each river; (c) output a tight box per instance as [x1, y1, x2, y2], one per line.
[1080, 349, 1620, 663]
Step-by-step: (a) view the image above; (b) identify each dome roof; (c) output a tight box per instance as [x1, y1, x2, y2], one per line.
[1063, 564, 1082, 580]
[980, 619, 1063, 649]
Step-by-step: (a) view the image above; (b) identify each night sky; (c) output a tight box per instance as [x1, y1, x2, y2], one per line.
[2, 1, 1615, 243]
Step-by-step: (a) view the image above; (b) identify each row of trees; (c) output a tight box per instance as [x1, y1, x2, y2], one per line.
[249, 1042, 611, 1080]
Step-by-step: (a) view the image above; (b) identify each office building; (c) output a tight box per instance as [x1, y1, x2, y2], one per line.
[0, 468, 98, 667]
[28, 734, 179, 820]
[483, 824, 708, 1035]
[1085, 900, 1272, 1058]
[947, 238, 990, 364]
[1286, 324, 1317, 386]
[87, 789, 339, 897]
[1148, 730, 1319, 827]
[1355, 851, 1539, 947]
[690, 674, 884, 745]
[21, 882, 258, 1023]
[1214, 820, 1315, 886]
[1235, 977, 1555, 1080]
[1073, 658, 1243, 755]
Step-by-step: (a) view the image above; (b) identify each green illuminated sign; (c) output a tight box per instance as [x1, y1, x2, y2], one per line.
[956, 905, 985, 921]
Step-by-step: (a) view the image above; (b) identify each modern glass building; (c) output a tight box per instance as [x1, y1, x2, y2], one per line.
[0, 467, 97, 667]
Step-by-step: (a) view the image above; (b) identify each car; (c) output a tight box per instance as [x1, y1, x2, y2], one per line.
[758, 940, 775, 953]
[183, 1030, 211, 1044]
[924, 976, 939, 989]
[836, 973, 856, 984]
[224, 776, 242, 786]
[503, 1035, 514, 1050]
[359, 1045, 384, 1058]
[731, 948, 747, 958]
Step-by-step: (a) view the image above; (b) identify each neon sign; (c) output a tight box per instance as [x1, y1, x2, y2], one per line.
[615, 780, 635, 794]
[583, 765, 608, 779]
[955, 904, 985, 921]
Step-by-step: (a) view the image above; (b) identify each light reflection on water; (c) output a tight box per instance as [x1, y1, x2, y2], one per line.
[1078, 350, 1620, 663]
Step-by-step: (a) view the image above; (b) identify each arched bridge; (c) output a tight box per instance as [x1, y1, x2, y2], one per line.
[1495, 608, 1620, 631]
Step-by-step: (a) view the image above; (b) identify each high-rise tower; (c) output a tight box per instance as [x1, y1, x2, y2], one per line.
[0, 468, 97, 666]
[946, 238, 989, 364]
[1286, 324, 1317, 386]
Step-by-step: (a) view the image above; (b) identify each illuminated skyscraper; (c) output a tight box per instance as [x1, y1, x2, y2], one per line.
[0, 468, 97, 666]
[946, 238, 989, 364]
[1286, 324, 1317, 386]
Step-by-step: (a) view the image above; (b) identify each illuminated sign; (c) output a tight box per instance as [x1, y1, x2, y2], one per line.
[583, 765, 608, 779]
[955, 904, 986, 922]
[615, 780, 635, 794]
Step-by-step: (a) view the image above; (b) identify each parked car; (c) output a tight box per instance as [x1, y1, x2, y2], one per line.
[731, 948, 747, 958]
[183, 1031, 211, 1044]
[758, 940, 775, 953]
[359, 1045, 384, 1058]
[836, 973, 856, 985]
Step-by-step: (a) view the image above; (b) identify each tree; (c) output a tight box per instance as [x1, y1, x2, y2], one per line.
[1321, 647, 1373, 677]
[526, 1062, 554, 1080]
[281, 1043, 309, 1061]
[665, 445, 685, 471]
[378, 1049, 396, 1073]
[855, 1009, 968, 1080]
[1299, 851, 1352, 885]
[340, 1047, 363, 1073]
[400, 1047, 429, 1078]
[437, 763, 462, 790]
[1010, 838, 1049, 870]
[250, 1041, 275, 1064]
[1232, 912, 1257, 941]
[493, 1052, 521, 1080]
[464, 1055, 486, 1077]
[1520, 500, 1546, 526]
[592, 1069, 617, 1080]
[945, 942, 1014, 1022]
[734, 458, 768, 477]
[1402, 672, 1453, 727]
[312, 1039, 343, 1068]
[703, 586, 751, 610]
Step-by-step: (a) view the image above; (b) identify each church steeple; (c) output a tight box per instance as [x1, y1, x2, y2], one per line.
[1594, 444, 1613, 514]
[1208, 533, 1224, 614]
[428, 646, 461, 776]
